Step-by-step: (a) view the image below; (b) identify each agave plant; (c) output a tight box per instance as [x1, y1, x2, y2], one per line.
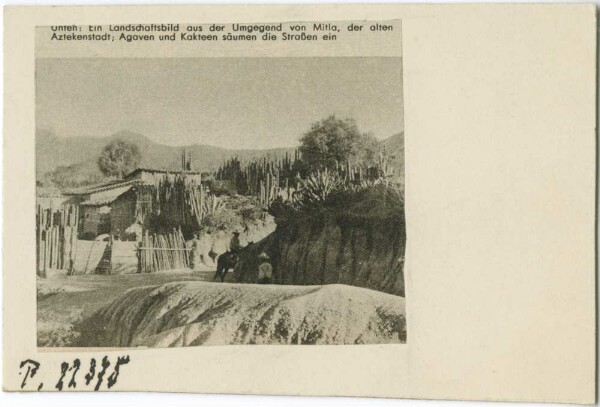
[340, 177, 382, 193]
[299, 169, 342, 204]
[202, 193, 226, 216]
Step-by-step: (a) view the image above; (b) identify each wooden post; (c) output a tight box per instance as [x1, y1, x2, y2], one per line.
[107, 235, 113, 275]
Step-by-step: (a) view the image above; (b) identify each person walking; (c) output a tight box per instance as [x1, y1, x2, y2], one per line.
[257, 252, 273, 284]
[189, 232, 200, 270]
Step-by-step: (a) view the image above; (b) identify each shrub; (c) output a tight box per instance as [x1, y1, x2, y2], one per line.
[205, 179, 237, 196]
[269, 174, 404, 224]
[97, 139, 141, 179]
[299, 116, 378, 172]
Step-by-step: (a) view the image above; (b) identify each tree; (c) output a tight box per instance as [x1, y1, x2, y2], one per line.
[299, 116, 378, 172]
[97, 139, 141, 179]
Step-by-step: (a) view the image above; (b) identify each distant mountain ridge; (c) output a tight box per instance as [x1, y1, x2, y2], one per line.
[36, 129, 296, 175]
[36, 130, 404, 188]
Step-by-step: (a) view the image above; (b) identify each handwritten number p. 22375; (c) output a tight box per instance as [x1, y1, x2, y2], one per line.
[19, 356, 130, 391]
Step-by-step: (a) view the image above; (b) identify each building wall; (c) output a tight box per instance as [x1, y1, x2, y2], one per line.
[136, 186, 154, 225]
[75, 172, 205, 240]
[110, 189, 137, 239]
[134, 171, 203, 186]
[36, 195, 71, 210]
[80, 206, 110, 238]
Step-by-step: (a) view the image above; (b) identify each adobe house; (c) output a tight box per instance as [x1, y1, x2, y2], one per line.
[65, 166, 204, 240]
[64, 179, 141, 238]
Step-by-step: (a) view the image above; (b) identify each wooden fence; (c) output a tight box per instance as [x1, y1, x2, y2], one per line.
[36, 204, 79, 277]
[137, 228, 190, 273]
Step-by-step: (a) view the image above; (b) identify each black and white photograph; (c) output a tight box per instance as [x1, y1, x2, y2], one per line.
[3, 3, 596, 404]
[35, 56, 406, 347]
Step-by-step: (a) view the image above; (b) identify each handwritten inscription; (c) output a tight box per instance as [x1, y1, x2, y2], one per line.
[19, 356, 130, 391]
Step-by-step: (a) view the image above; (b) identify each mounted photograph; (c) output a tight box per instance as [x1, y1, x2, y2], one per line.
[35, 56, 406, 347]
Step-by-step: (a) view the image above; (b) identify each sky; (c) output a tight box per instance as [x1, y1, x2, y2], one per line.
[36, 57, 403, 150]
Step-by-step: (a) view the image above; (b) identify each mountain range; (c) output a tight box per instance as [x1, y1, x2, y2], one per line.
[36, 129, 404, 188]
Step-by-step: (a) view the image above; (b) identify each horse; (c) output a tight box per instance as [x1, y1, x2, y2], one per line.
[214, 251, 239, 282]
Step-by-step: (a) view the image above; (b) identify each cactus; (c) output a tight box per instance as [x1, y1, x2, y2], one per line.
[299, 169, 342, 204]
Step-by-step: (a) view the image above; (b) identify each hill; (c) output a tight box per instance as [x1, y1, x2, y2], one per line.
[36, 129, 297, 188]
[380, 131, 404, 176]
[36, 130, 404, 189]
